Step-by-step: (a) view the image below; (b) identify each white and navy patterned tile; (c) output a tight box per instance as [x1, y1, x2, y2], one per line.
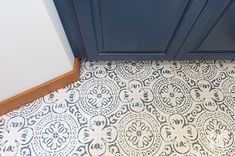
[1, 60, 235, 156]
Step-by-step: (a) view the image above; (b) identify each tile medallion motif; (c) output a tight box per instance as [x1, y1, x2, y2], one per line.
[1, 59, 235, 156]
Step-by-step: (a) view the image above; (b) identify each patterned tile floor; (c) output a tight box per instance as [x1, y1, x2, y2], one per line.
[1, 60, 235, 156]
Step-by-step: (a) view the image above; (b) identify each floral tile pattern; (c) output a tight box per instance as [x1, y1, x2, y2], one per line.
[1, 60, 235, 156]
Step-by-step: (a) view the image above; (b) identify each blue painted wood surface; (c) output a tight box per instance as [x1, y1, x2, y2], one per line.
[177, 0, 235, 60]
[54, 0, 235, 60]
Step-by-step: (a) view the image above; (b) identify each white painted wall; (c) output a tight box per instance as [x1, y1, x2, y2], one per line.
[0, 0, 74, 101]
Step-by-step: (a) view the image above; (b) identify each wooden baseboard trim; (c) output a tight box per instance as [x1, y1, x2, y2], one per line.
[0, 58, 80, 116]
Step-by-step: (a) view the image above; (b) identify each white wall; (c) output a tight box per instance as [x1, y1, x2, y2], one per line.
[0, 0, 74, 101]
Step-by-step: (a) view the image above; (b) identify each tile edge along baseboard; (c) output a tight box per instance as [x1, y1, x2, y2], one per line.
[0, 58, 80, 116]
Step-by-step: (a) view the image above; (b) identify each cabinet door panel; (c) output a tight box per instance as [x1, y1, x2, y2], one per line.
[98, 0, 185, 52]
[73, 0, 196, 60]
[177, 0, 235, 60]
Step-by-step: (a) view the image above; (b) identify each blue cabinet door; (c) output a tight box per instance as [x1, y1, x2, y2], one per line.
[72, 0, 205, 60]
[177, 0, 235, 60]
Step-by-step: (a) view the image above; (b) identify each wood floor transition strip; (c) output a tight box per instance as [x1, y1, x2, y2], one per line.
[0, 58, 80, 116]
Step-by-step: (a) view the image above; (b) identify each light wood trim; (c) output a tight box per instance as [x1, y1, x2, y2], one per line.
[0, 58, 80, 116]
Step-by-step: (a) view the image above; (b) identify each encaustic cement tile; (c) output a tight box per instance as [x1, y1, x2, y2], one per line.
[1, 60, 235, 156]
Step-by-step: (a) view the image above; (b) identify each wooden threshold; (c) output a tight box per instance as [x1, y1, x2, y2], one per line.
[0, 58, 80, 116]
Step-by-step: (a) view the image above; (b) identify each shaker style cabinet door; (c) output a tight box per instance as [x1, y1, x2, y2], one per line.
[72, 0, 204, 60]
[176, 0, 235, 60]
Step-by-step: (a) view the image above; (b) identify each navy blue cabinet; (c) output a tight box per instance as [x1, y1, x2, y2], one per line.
[72, 0, 201, 60]
[177, 0, 235, 60]
[54, 0, 235, 60]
